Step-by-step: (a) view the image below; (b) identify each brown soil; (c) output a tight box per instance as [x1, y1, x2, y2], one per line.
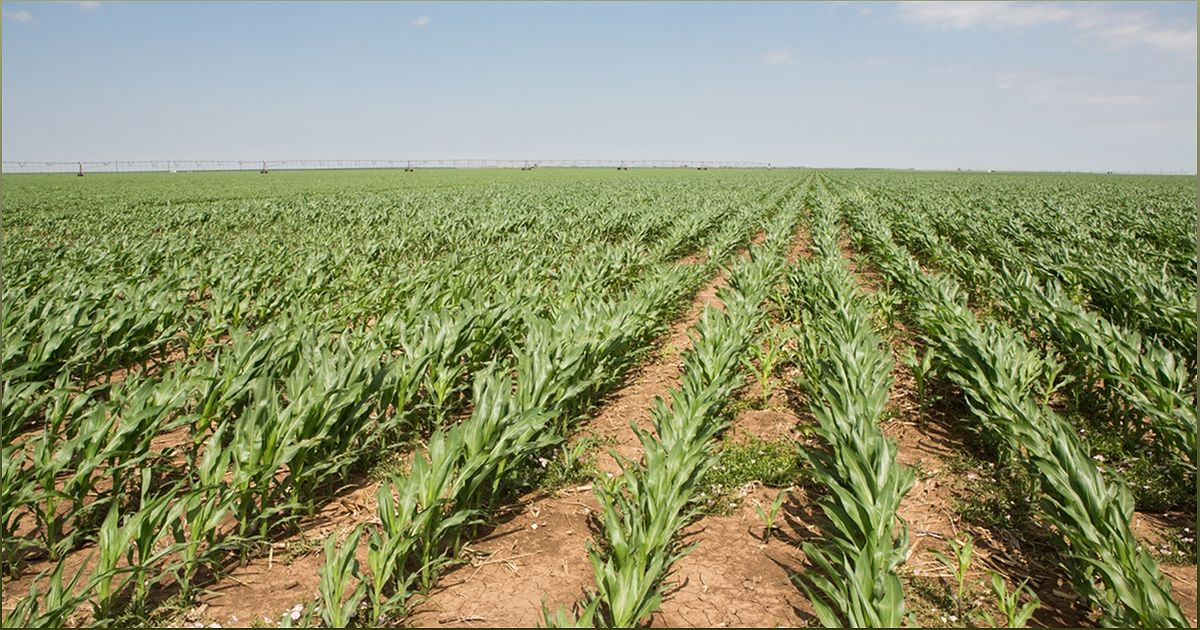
[839, 234, 880, 294]
[649, 485, 813, 628]
[650, 395, 815, 628]
[407, 487, 600, 628]
[725, 404, 806, 444]
[1130, 511, 1198, 625]
[785, 224, 813, 264]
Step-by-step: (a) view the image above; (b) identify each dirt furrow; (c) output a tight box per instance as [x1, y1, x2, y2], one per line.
[650, 483, 812, 628]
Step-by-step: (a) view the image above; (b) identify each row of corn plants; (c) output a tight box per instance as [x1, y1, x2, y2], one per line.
[862, 176, 1196, 362]
[771, 187, 915, 627]
[873, 197, 1195, 472]
[545, 209, 800, 628]
[840, 192, 1189, 627]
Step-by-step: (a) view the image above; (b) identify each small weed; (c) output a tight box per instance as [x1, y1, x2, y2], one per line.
[742, 328, 793, 407]
[725, 396, 762, 415]
[1110, 453, 1195, 514]
[976, 572, 1039, 628]
[1145, 526, 1197, 566]
[899, 571, 962, 628]
[282, 537, 323, 565]
[932, 534, 975, 606]
[899, 565, 992, 628]
[366, 447, 414, 482]
[948, 454, 1033, 533]
[538, 435, 609, 490]
[908, 458, 938, 482]
[695, 437, 811, 514]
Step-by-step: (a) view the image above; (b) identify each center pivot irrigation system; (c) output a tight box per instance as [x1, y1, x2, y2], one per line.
[1, 158, 774, 175]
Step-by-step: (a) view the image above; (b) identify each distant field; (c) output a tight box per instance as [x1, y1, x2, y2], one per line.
[2, 168, 1195, 628]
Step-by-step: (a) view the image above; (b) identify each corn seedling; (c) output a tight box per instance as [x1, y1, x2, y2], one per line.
[317, 526, 368, 628]
[901, 345, 936, 427]
[976, 572, 1040, 628]
[743, 328, 791, 407]
[931, 534, 974, 607]
[753, 490, 787, 541]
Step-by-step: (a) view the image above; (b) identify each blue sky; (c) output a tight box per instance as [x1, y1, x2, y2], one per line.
[2, 1, 1195, 172]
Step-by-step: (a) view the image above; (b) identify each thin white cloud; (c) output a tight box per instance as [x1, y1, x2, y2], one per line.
[897, 2, 1196, 57]
[1076, 15, 1195, 55]
[898, 2, 1074, 29]
[1084, 94, 1146, 106]
[3, 9, 35, 23]
[761, 50, 795, 66]
[862, 56, 891, 68]
[75, 1, 101, 8]
[993, 67, 1191, 109]
[411, 15, 430, 28]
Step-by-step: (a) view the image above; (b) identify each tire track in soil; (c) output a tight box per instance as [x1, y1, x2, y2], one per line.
[407, 231, 771, 628]
[836, 233, 1197, 627]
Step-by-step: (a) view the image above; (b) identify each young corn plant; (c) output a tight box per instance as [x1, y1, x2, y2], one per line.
[1037, 353, 1074, 409]
[753, 490, 787, 542]
[976, 572, 1040, 628]
[1, 557, 90, 628]
[931, 533, 975, 609]
[318, 526, 368, 628]
[900, 345, 935, 428]
[743, 328, 792, 408]
[90, 502, 140, 621]
[170, 425, 235, 603]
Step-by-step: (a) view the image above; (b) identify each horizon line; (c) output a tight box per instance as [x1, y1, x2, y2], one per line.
[2, 158, 1193, 176]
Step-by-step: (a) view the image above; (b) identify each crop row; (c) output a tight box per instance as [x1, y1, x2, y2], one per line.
[774, 185, 914, 626]
[841, 191, 1188, 627]
[546, 205, 802, 628]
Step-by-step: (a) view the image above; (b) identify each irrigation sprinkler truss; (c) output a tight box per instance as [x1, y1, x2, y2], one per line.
[1, 158, 774, 174]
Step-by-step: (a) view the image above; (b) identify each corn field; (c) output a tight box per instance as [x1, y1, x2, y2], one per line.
[1, 168, 1194, 628]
